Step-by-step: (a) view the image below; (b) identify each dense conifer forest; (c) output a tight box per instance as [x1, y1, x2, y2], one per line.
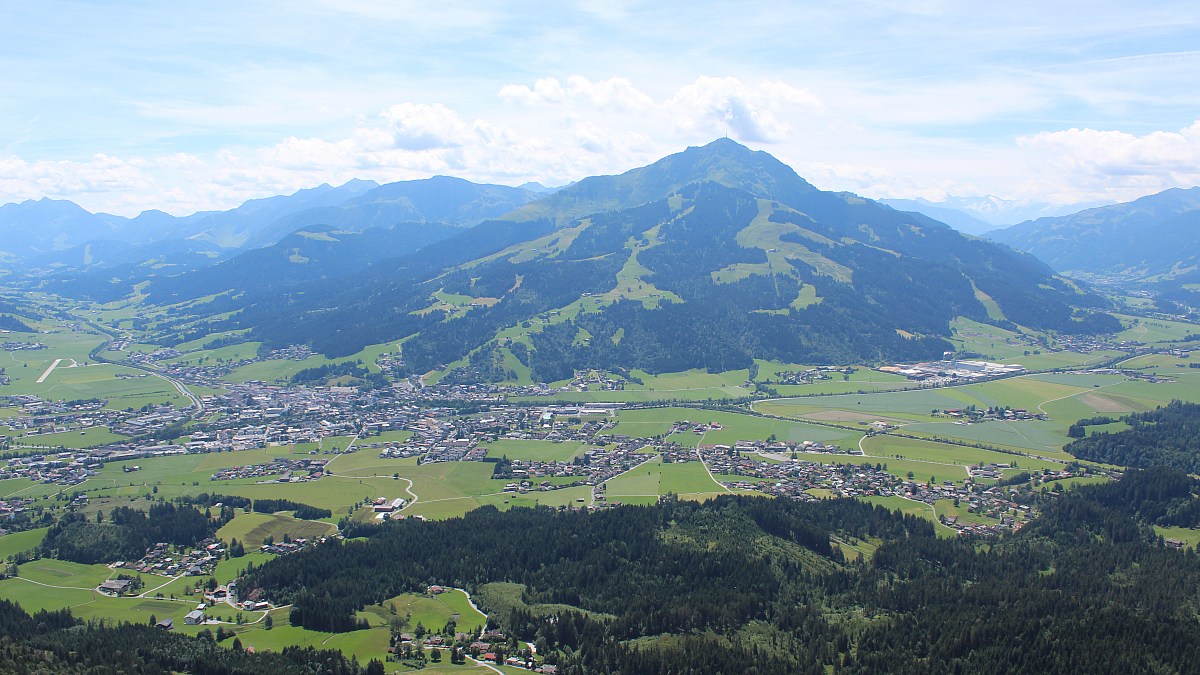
[1066, 401, 1200, 472]
[40, 503, 228, 564]
[251, 498, 333, 520]
[237, 471, 1200, 674]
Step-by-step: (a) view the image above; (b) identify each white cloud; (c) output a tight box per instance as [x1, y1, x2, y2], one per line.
[380, 103, 478, 151]
[1017, 120, 1200, 202]
[501, 75, 822, 145]
[6, 77, 1200, 220]
[668, 77, 822, 143]
[500, 76, 654, 111]
[0, 154, 150, 206]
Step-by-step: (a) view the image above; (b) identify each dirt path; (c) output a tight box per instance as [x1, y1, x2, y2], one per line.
[6, 575, 93, 591]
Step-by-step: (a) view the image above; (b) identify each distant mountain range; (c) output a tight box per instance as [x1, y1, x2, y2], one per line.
[106, 138, 1118, 381]
[879, 195, 1105, 233]
[0, 176, 542, 277]
[879, 199, 996, 235]
[986, 187, 1200, 280]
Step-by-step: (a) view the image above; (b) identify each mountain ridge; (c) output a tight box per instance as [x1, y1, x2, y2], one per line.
[1, 177, 541, 276]
[987, 186, 1200, 279]
[152, 139, 1118, 380]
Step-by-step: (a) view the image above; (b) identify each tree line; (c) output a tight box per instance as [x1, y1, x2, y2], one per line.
[40, 502, 230, 564]
[236, 469, 1200, 673]
[1067, 400, 1200, 472]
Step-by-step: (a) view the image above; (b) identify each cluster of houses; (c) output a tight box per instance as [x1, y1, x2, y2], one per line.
[417, 439, 489, 465]
[0, 443, 212, 485]
[4, 395, 110, 433]
[701, 445, 1105, 535]
[376, 407, 616, 464]
[1, 341, 46, 351]
[372, 497, 407, 517]
[1055, 333, 1144, 354]
[1, 395, 189, 446]
[109, 405, 188, 436]
[566, 369, 628, 391]
[935, 406, 1044, 422]
[111, 540, 225, 578]
[97, 578, 137, 596]
[0, 453, 96, 486]
[390, 622, 557, 673]
[0, 497, 34, 522]
[259, 537, 315, 555]
[208, 457, 327, 483]
[767, 366, 852, 386]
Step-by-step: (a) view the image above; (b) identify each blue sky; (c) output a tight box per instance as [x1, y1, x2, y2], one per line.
[2, 1, 1199, 217]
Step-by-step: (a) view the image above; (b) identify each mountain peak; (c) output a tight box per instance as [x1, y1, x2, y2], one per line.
[510, 139, 817, 223]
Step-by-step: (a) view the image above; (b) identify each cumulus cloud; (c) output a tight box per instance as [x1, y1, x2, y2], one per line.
[380, 103, 479, 150]
[24, 78, 1198, 219]
[502, 75, 822, 145]
[0, 154, 150, 206]
[1017, 120, 1200, 203]
[668, 77, 822, 143]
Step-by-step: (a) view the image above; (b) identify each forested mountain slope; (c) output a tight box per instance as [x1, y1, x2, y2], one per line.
[987, 186, 1200, 279]
[183, 139, 1116, 377]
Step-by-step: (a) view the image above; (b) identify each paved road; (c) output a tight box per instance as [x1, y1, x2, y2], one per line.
[82, 318, 205, 417]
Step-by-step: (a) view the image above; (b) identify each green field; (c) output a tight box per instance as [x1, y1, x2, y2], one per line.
[861, 435, 1064, 471]
[755, 367, 1200, 461]
[0, 477, 63, 500]
[605, 457, 726, 503]
[858, 496, 957, 538]
[610, 407, 859, 448]
[475, 580, 614, 623]
[0, 329, 108, 394]
[216, 512, 336, 548]
[758, 375, 1090, 422]
[1116, 315, 1199, 344]
[0, 527, 48, 560]
[0, 576, 267, 636]
[0, 576, 101, 615]
[403, 458, 590, 516]
[77, 447, 305, 498]
[325, 459, 597, 520]
[899, 420, 1075, 458]
[368, 588, 486, 635]
[366, 429, 415, 444]
[947, 317, 1032, 360]
[36, 364, 187, 411]
[13, 425, 128, 450]
[794, 453, 970, 486]
[1153, 525, 1200, 549]
[13, 558, 116, 588]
